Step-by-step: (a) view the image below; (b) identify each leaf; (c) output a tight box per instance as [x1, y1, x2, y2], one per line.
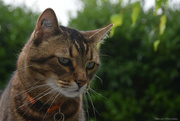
[110, 13, 123, 36]
[159, 14, 167, 35]
[131, 2, 140, 27]
[110, 14, 123, 27]
[154, 6, 160, 16]
[153, 40, 160, 52]
[154, 0, 162, 15]
[154, 0, 168, 15]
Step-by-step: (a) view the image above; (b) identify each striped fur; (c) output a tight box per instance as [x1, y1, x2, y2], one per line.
[0, 8, 113, 121]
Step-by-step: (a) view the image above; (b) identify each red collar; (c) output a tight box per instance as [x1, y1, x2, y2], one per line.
[27, 93, 62, 113]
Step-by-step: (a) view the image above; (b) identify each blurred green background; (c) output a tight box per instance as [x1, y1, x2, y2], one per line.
[0, 0, 180, 120]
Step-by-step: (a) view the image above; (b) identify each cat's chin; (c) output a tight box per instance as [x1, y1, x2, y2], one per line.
[61, 90, 80, 98]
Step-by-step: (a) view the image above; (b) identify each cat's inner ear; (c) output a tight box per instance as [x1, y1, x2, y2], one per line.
[35, 8, 59, 32]
[81, 24, 113, 45]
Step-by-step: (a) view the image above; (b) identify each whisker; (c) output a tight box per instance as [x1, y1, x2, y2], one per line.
[87, 91, 97, 121]
[94, 75, 103, 84]
[20, 88, 55, 117]
[22, 89, 62, 117]
[42, 92, 60, 121]
[14, 82, 47, 97]
[89, 88, 107, 99]
[38, 94, 56, 111]
[38, 90, 61, 111]
[16, 88, 52, 111]
[30, 88, 54, 104]
[83, 93, 90, 121]
[99, 54, 112, 58]
[26, 84, 49, 94]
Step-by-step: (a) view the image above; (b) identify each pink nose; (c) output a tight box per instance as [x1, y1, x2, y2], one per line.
[75, 80, 86, 88]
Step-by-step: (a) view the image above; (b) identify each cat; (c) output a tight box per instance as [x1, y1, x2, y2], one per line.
[0, 8, 113, 121]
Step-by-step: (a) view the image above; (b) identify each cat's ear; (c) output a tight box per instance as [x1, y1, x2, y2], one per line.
[35, 8, 59, 32]
[81, 24, 113, 45]
[33, 8, 61, 46]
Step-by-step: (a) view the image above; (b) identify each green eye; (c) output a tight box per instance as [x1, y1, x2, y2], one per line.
[58, 57, 71, 66]
[86, 62, 95, 70]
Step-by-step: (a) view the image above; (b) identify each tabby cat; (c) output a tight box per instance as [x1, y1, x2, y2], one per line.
[0, 8, 113, 121]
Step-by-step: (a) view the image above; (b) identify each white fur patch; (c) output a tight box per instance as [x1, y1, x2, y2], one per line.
[46, 78, 87, 98]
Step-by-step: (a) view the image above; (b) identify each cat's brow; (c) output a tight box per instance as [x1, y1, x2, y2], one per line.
[30, 55, 55, 64]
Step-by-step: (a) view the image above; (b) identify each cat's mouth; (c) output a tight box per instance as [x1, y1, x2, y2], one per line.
[61, 82, 87, 98]
[46, 79, 87, 98]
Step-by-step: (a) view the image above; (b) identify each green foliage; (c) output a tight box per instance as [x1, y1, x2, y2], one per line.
[153, 39, 160, 52]
[69, 0, 121, 30]
[154, 0, 168, 15]
[131, 1, 140, 27]
[153, 0, 168, 52]
[0, 0, 180, 120]
[110, 14, 123, 27]
[69, 0, 180, 120]
[159, 14, 167, 35]
[110, 13, 123, 36]
[0, 0, 38, 88]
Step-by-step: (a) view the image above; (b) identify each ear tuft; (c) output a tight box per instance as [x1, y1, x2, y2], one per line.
[81, 24, 113, 44]
[41, 19, 53, 28]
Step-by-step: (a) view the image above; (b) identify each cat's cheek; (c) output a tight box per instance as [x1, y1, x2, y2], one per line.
[46, 78, 61, 92]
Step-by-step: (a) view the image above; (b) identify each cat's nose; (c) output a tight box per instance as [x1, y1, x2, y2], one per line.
[75, 80, 86, 88]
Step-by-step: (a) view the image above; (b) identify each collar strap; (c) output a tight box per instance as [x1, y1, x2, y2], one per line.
[27, 93, 62, 113]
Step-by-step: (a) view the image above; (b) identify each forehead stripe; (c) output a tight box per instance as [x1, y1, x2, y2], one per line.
[72, 38, 87, 55]
[74, 40, 80, 50]
[69, 47, 73, 57]
[85, 45, 89, 55]
[60, 25, 88, 55]
[90, 51, 93, 60]
[73, 41, 80, 53]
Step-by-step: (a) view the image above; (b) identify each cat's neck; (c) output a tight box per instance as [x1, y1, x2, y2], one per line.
[11, 72, 82, 120]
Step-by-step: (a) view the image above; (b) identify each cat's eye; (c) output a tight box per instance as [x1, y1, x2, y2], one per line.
[58, 57, 71, 66]
[86, 62, 95, 70]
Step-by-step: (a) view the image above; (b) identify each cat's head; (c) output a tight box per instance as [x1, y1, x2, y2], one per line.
[18, 8, 113, 98]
